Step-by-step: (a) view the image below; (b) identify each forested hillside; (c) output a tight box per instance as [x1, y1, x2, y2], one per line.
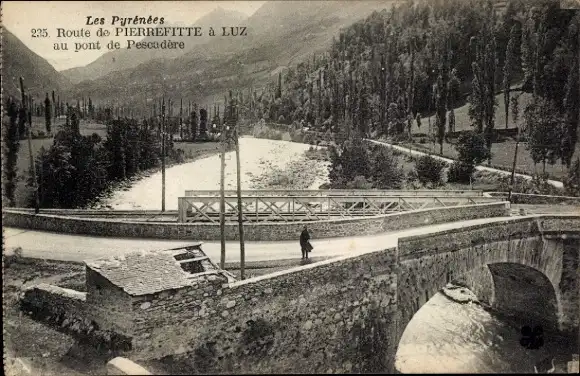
[246, 0, 578, 168]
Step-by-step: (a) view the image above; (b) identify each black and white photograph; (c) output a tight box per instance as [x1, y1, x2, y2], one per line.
[2, 0, 579, 374]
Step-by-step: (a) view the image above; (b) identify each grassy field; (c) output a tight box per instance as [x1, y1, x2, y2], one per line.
[413, 91, 533, 134]
[403, 140, 577, 181]
[407, 90, 578, 181]
[6, 116, 221, 207]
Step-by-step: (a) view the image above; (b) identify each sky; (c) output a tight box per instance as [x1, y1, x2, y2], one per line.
[3, 1, 265, 71]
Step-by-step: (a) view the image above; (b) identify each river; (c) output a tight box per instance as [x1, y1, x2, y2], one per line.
[397, 289, 572, 373]
[98, 137, 330, 210]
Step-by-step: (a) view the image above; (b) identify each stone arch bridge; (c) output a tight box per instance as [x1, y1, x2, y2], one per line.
[138, 214, 577, 374]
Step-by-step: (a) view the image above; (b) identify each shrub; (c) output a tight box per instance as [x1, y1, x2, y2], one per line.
[302, 132, 316, 145]
[270, 131, 283, 140]
[456, 131, 491, 165]
[564, 159, 580, 197]
[415, 155, 446, 186]
[173, 148, 186, 164]
[328, 135, 372, 188]
[290, 131, 303, 143]
[346, 175, 374, 189]
[497, 173, 564, 196]
[369, 146, 404, 189]
[447, 161, 475, 183]
[281, 132, 292, 142]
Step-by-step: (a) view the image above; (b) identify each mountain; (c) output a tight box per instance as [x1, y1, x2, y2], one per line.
[2, 28, 70, 101]
[67, 0, 399, 110]
[62, 7, 247, 84]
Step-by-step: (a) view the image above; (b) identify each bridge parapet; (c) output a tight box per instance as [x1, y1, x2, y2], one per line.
[397, 216, 540, 261]
[4, 202, 510, 241]
[183, 189, 486, 197]
[537, 215, 580, 233]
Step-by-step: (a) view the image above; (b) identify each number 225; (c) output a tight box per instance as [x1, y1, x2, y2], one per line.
[31, 29, 48, 38]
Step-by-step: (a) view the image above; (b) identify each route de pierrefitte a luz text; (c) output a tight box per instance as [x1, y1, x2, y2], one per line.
[38, 15, 247, 53]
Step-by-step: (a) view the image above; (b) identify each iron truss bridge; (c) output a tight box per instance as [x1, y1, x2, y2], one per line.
[178, 190, 500, 223]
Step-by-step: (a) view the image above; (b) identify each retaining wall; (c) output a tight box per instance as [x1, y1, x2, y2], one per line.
[489, 192, 580, 205]
[19, 284, 132, 351]
[130, 246, 400, 374]
[3, 202, 510, 241]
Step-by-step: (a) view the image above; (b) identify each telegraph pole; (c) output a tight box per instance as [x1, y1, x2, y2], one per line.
[180, 98, 183, 140]
[161, 96, 166, 212]
[219, 116, 227, 270]
[231, 91, 246, 279]
[20, 77, 39, 214]
[508, 116, 523, 202]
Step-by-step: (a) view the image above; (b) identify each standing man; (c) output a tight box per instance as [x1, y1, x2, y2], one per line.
[300, 225, 313, 259]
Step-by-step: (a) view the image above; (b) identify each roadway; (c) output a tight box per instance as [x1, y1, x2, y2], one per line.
[366, 139, 565, 188]
[3, 216, 515, 264]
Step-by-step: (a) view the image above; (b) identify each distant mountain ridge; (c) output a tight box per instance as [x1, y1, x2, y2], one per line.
[2, 28, 70, 101]
[66, 0, 399, 109]
[62, 6, 247, 84]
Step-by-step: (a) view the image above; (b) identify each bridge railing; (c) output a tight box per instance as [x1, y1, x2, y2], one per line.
[183, 189, 486, 197]
[7, 208, 178, 217]
[177, 195, 502, 223]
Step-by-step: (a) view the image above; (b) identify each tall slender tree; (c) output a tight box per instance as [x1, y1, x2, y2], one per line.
[3, 98, 21, 206]
[503, 25, 519, 129]
[562, 58, 579, 168]
[44, 93, 52, 134]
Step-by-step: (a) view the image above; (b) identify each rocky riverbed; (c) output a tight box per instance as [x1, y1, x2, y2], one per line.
[97, 137, 331, 210]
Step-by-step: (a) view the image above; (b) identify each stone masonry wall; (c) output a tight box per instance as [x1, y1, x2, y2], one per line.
[20, 284, 132, 351]
[130, 273, 228, 354]
[3, 202, 509, 241]
[539, 215, 580, 232]
[558, 238, 579, 336]
[129, 248, 400, 374]
[85, 269, 135, 337]
[488, 261, 560, 331]
[454, 265, 495, 306]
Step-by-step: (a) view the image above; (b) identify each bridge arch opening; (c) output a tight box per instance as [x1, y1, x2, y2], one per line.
[395, 262, 561, 373]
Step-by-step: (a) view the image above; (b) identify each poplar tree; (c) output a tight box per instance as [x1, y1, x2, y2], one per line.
[447, 68, 460, 133]
[276, 72, 282, 99]
[44, 93, 52, 134]
[434, 72, 447, 154]
[562, 59, 579, 168]
[3, 98, 21, 206]
[503, 25, 518, 128]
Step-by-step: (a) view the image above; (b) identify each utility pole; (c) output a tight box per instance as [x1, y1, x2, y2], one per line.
[180, 98, 183, 140]
[20, 77, 39, 214]
[508, 125, 521, 202]
[219, 109, 227, 270]
[161, 96, 166, 212]
[232, 90, 246, 280]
